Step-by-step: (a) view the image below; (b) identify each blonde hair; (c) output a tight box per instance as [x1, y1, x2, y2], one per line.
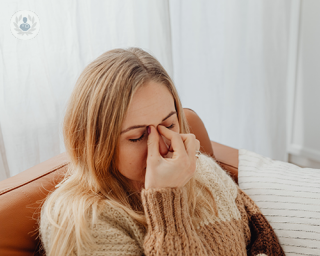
[39, 47, 218, 256]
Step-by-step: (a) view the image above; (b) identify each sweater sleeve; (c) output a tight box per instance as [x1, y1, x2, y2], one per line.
[39, 199, 145, 256]
[234, 186, 286, 256]
[141, 186, 208, 256]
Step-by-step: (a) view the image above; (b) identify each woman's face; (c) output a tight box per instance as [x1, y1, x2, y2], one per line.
[117, 80, 180, 189]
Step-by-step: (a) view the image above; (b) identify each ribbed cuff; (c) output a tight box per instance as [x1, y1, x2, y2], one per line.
[141, 186, 190, 235]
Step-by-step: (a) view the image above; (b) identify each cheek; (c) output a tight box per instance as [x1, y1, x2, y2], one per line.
[117, 142, 148, 181]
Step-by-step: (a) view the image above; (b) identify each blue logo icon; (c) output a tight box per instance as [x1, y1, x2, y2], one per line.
[13, 14, 37, 36]
[11, 10, 40, 40]
[20, 17, 31, 31]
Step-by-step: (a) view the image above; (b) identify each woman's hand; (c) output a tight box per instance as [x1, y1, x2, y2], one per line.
[144, 125, 200, 190]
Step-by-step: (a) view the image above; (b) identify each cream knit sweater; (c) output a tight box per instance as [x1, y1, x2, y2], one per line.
[40, 153, 285, 256]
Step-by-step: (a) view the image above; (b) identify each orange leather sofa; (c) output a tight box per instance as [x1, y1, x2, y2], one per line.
[0, 108, 239, 256]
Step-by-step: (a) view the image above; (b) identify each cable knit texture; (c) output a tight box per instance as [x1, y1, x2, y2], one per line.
[40, 153, 285, 255]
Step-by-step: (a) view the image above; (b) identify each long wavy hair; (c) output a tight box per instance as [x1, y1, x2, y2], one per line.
[39, 47, 218, 256]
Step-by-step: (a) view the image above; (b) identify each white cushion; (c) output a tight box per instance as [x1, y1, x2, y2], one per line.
[238, 148, 320, 256]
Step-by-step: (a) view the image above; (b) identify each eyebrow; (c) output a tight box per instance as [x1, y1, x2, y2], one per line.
[121, 110, 177, 134]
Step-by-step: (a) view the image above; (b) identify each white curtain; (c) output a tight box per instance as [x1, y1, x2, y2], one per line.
[0, 0, 292, 181]
[169, 0, 293, 161]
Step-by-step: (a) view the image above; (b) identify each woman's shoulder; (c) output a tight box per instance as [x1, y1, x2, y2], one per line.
[94, 199, 146, 246]
[40, 193, 145, 255]
[195, 153, 238, 198]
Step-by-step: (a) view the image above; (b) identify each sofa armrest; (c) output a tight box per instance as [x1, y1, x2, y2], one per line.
[183, 108, 215, 158]
[211, 141, 239, 184]
[183, 108, 239, 184]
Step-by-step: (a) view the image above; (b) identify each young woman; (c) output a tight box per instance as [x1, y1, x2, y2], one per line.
[39, 47, 285, 256]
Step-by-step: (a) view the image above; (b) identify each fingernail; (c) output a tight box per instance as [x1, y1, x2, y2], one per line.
[147, 126, 151, 134]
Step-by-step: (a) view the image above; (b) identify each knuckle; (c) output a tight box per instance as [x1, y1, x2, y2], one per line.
[187, 133, 196, 140]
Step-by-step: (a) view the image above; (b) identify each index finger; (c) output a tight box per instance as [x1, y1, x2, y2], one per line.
[157, 125, 186, 157]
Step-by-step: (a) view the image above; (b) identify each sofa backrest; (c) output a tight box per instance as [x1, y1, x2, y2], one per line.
[0, 152, 70, 255]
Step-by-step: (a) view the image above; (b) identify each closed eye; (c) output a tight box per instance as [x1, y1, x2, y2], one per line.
[129, 123, 175, 142]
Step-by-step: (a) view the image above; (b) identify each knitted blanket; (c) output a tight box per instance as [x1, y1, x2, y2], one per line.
[40, 153, 285, 255]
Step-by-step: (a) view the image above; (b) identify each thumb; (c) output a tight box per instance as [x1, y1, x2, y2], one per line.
[147, 126, 160, 158]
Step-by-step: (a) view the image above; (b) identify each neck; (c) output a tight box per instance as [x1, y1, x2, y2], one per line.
[130, 180, 145, 192]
